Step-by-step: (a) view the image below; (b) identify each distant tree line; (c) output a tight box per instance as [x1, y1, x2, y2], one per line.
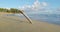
[0, 8, 23, 13]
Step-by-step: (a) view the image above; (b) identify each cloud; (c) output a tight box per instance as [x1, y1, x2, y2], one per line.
[19, 0, 48, 11]
[19, 0, 58, 14]
[42, 2, 47, 7]
[57, 8, 60, 11]
[18, 0, 60, 14]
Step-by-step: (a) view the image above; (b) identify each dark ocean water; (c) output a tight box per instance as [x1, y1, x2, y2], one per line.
[5, 14, 60, 25]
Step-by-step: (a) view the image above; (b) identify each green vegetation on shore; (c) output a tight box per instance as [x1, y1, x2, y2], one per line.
[0, 8, 23, 13]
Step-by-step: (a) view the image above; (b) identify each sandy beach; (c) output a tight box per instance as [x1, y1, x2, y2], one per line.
[0, 14, 60, 32]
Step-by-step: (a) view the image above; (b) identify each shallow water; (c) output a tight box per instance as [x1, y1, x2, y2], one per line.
[28, 14, 60, 25]
[4, 14, 60, 25]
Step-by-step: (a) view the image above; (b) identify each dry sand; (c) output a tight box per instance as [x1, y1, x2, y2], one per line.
[0, 14, 60, 32]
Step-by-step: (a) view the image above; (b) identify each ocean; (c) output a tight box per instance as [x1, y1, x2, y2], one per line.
[27, 14, 60, 25]
[5, 14, 60, 25]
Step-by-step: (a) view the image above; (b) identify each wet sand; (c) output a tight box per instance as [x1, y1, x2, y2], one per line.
[0, 14, 60, 32]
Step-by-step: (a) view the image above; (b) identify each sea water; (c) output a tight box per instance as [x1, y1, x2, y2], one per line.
[28, 14, 60, 25]
[5, 14, 60, 25]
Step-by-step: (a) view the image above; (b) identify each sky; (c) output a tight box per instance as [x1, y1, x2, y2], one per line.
[0, 0, 60, 14]
[0, 0, 60, 8]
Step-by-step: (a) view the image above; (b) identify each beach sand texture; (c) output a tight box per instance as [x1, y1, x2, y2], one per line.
[0, 14, 60, 32]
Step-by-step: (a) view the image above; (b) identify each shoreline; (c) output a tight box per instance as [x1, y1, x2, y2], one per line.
[0, 15, 60, 32]
[0, 12, 60, 25]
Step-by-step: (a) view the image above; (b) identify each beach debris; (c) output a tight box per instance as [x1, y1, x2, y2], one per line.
[19, 10, 32, 24]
